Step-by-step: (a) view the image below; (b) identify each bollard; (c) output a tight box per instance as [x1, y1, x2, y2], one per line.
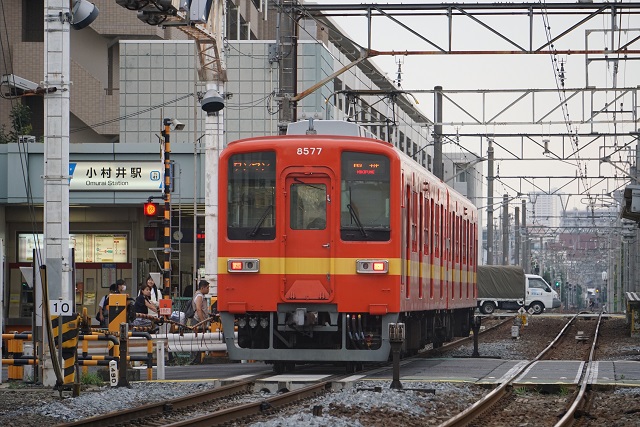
[511, 316, 521, 339]
[109, 360, 118, 387]
[389, 322, 405, 390]
[23, 342, 34, 381]
[471, 316, 482, 357]
[118, 323, 131, 388]
[156, 339, 165, 380]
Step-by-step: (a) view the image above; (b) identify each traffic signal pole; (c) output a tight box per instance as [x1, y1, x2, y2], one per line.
[162, 119, 172, 297]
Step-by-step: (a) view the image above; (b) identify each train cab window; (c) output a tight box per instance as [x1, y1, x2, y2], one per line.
[227, 152, 276, 240]
[290, 182, 326, 230]
[340, 152, 390, 241]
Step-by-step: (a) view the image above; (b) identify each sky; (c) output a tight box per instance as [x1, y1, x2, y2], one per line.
[304, 0, 640, 213]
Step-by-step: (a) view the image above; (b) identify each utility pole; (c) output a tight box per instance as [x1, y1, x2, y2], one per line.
[192, 0, 228, 300]
[42, 0, 73, 387]
[502, 194, 509, 265]
[514, 205, 520, 265]
[486, 140, 494, 265]
[522, 199, 528, 272]
[433, 86, 443, 181]
[277, 0, 297, 134]
[204, 85, 224, 297]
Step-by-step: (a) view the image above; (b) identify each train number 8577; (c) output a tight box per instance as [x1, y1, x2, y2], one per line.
[296, 147, 323, 155]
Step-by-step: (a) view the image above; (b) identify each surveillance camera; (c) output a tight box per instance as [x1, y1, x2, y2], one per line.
[200, 89, 225, 115]
[1, 74, 38, 96]
[137, 9, 168, 25]
[71, 0, 99, 30]
[116, 0, 149, 10]
[171, 119, 185, 131]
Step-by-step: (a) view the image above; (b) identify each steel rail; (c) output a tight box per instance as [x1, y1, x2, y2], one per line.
[555, 313, 603, 427]
[422, 315, 514, 355]
[438, 313, 581, 427]
[53, 316, 515, 427]
[162, 377, 338, 427]
[54, 378, 261, 427]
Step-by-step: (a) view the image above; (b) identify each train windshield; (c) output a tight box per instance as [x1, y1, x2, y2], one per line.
[227, 151, 276, 240]
[340, 151, 390, 241]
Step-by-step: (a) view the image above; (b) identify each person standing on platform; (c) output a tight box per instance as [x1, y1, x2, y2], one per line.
[142, 275, 162, 317]
[115, 278, 127, 294]
[132, 283, 158, 328]
[193, 280, 211, 329]
[190, 280, 210, 364]
[96, 283, 117, 328]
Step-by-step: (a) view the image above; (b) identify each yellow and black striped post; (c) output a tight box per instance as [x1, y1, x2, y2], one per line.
[162, 118, 172, 298]
[108, 294, 129, 335]
[51, 315, 80, 384]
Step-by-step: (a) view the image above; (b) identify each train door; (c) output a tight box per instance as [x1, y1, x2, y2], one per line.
[282, 171, 334, 301]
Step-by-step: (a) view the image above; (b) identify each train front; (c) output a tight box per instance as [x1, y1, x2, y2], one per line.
[217, 136, 401, 371]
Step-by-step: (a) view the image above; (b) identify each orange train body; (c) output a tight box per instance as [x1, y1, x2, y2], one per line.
[217, 130, 478, 370]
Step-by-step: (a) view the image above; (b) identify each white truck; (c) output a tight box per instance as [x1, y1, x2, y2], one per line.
[477, 265, 561, 315]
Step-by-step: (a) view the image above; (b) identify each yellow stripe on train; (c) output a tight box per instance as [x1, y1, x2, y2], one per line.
[219, 257, 473, 283]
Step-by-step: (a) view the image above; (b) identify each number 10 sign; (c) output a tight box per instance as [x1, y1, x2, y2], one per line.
[49, 300, 73, 316]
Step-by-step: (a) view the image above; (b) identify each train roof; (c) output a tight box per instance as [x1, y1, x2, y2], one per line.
[286, 119, 377, 139]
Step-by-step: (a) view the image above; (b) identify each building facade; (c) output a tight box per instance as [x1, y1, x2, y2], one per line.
[0, 0, 481, 329]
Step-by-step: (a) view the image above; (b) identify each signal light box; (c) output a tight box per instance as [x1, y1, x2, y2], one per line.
[143, 202, 158, 216]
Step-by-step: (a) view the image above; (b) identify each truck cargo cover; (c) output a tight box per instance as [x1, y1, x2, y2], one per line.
[477, 265, 526, 299]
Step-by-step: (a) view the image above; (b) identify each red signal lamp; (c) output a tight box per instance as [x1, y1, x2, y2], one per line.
[143, 202, 158, 217]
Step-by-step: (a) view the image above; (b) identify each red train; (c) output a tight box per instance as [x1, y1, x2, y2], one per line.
[218, 121, 478, 372]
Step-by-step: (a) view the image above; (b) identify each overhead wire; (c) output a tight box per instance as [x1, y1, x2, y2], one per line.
[539, 0, 595, 220]
[292, 2, 428, 149]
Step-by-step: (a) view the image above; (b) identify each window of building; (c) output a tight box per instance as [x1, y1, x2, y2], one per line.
[23, 0, 44, 42]
[223, 5, 258, 40]
[455, 164, 469, 183]
[22, 97, 43, 140]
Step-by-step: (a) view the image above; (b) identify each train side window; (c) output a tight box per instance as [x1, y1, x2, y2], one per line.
[340, 151, 390, 241]
[434, 202, 439, 257]
[227, 151, 276, 240]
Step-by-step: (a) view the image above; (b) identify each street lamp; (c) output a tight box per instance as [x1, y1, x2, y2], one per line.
[199, 89, 225, 115]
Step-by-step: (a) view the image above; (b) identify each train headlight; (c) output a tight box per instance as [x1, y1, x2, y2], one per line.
[237, 317, 247, 328]
[356, 259, 389, 274]
[259, 317, 269, 328]
[249, 317, 258, 328]
[227, 259, 260, 273]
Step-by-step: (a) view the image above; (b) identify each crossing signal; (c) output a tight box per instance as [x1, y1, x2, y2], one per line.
[144, 226, 159, 242]
[143, 202, 158, 217]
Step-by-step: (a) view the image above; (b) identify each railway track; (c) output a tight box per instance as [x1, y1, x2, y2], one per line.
[51, 319, 511, 427]
[439, 312, 604, 427]
[55, 377, 261, 427]
[50, 314, 611, 427]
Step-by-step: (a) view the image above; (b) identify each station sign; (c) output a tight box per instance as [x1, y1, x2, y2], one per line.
[69, 161, 163, 191]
